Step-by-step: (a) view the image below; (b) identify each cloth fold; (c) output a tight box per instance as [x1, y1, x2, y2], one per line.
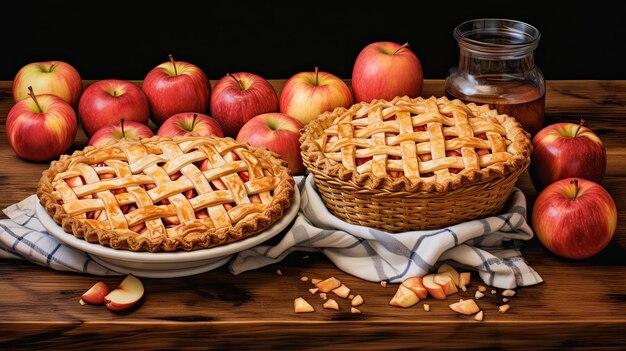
[0, 174, 542, 288]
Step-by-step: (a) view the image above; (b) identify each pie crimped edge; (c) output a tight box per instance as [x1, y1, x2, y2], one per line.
[300, 96, 532, 193]
[37, 135, 295, 252]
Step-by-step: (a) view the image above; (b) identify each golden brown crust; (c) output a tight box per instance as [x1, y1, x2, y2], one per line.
[300, 96, 532, 193]
[37, 136, 295, 252]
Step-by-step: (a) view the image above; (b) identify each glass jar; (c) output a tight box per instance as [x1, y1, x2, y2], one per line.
[445, 18, 545, 135]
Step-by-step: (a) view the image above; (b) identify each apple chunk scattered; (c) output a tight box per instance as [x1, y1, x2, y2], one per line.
[434, 273, 458, 296]
[459, 272, 471, 288]
[80, 281, 110, 305]
[437, 264, 460, 286]
[104, 274, 144, 312]
[389, 284, 420, 308]
[315, 277, 341, 293]
[294, 297, 315, 313]
[449, 299, 480, 315]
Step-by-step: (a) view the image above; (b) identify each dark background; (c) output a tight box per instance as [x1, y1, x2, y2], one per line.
[2, 0, 624, 81]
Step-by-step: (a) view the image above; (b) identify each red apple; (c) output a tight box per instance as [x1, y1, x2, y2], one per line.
[210, 72, 279, 137]
[142, 54, 211, 126]
[532, 178, 617, 259]
[236, 113, 305, 175]
[279, 67, 352, 125]
[530, 120, 607, 191]
[104, 274, 144, 312]
[351, 42, 423, 103]
[6, 86, 77, 161]
[88, 119, 154, 148]
[78, 79, 149, 137]
[157, 112, 223, 137]
[13, 61, 83, 109]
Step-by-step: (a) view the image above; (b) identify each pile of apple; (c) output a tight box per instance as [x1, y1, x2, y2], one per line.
[529, 121, 617, 259]
[5, 42, 423, 177]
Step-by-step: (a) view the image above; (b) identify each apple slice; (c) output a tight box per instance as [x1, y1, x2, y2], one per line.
[351, 307, 361, 314]
[80, 281, 110, 305]
[437, 263, 460, 287]
[401, 277, 428, 299]
[474, 310, 484, 321]
[331, 284, 350, 299]
[422, 274, 447, 300]
[351, 295, 364, 307]
[104, 274, 144, 312]
[323, 298, 339, 310]
[459, 272, 471, 288]
[389, 284, 420, 308]
[294, 297, 315, 313]
[449, 299, 480, 315]
[434, 273, 458, 296]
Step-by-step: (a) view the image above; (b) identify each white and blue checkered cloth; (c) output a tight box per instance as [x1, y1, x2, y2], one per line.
[0, 174, 542, 288]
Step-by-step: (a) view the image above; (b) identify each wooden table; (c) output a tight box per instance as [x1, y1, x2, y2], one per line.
[1, 80, 625, 350]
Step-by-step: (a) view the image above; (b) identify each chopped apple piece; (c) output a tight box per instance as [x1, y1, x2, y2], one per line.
[502, 298, 509, 303]
[81, 281, 110, 305]
[79, 299, 87, 306]
[423, 304, 430, 312]
[351, 307, 361, 314]
[449, 299, 480, 315]
[300, 276, 309, 282]
[380, 281, 388, 288]
[434, 273, 458, 296]
[332, 284, 350, 298]
[459, 272, 471, 287]
[351, 295, 364, 307]
[276, 269, 283, 276]
[319, 292, 328, 300]
[491, 289, 497, 295]
[316, 277, 341, 293]
[389, 284, 420, 308]
[311, 278, 322, 285]
[104, 274, 144, 312]
[475, 291, 485, 300]
[502, 289, 516, 297]
[294, 297, 315, 313]
[323, 298, 339, 310]
[478, 285, 487, 292]
[460, 286, 467, 292]
[348, 294, 354, 300]
[437, 263, 460, 286]
[474, 310, 484, 321]
[401, 277, 428, 299]
[499, 304, 510, 313]
[423, 274, 447, 300]
[308, 288, 318, 295]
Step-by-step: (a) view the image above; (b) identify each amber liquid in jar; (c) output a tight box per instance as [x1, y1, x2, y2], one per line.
[445, 75, 545, 135]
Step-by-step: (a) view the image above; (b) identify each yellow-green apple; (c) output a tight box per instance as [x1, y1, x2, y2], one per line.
[142, 54, 211, 126]
[157, 112, 223, 137]
[88, 119, 154, 148]
[351, 42, 423, 103]
[279, 67, 352, 125]
[210, 72, 279, 137]
[236, 113, 305, 175]
[13, 61, 83, 109]
[80, 281, 110, 305]
[6, 87, 77, 161]
[104, 274, 144, 312]
[532, 178, 617, 259]
[78, 79, 149, 137]
[530, 120, 606, 191]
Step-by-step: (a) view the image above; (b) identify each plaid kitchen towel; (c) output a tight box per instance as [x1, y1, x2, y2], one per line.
[230, 174, 543, 289]
[0, 175, 542, 288]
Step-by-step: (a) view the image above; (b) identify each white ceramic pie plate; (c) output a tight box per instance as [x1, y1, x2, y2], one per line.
[35, 190, 299, 278]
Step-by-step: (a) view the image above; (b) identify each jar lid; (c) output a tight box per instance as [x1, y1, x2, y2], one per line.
[453, 18, 541, 58]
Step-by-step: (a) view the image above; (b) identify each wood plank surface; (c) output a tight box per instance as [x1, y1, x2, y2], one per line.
[0, 80, 625, 350]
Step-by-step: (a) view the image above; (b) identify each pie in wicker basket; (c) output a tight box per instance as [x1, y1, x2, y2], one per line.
[300, 96, 532, 232]
[37, 136, 295, 252]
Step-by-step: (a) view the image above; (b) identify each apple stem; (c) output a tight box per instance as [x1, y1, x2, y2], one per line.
[48, 64, 56, 72]
[393, 42, 410, 55]
[571, 179, 580, 198]
[191, 113, 198, 130]
[168, 54, 178, 76]
[120, 118, 126, 138]
[228, 73, 244, 91]
[27, 86, 43, 113]
[574, 119, 586, 137]
[314, 67, 319, 86]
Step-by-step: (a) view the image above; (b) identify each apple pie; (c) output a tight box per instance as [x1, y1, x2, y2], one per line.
[37, 136, 295, 252]
[300, 96, 532, 231]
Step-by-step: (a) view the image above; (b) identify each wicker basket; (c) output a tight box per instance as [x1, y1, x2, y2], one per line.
[300, 96, 531, 233]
